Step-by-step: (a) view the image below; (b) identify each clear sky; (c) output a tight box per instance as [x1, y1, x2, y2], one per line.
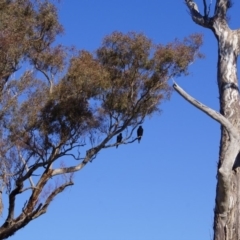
[9, 0, 240, 240]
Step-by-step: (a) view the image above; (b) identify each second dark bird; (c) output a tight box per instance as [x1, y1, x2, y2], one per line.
[137, 126, 143, 143]
[116, 133, 122, 148]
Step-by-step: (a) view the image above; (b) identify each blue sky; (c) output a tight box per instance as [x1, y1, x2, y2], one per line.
[9, 0, 240, 240]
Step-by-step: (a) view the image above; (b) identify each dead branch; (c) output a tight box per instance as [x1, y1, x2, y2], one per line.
[173, 82, 239, 139]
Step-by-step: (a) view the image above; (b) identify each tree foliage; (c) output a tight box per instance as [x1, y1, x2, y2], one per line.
[0, 0, 203, 238]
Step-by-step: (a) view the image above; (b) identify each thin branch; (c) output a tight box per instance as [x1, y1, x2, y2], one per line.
[19, 161, 47, 183]
[32, 181, 73, 219]
[208, 0, 212, 16]
[173, 82, 239, 139]
[34, 65, 53, 94]
[51, 133, 115, 176]
[104, 121, 144, 148]
[18, 150, 35, 188]
[203, 0, 212, 17]
[19, 186, 39, 193]
[61, 153, 81, 161]
[103, 137, 139, 149]
[22, 201, 28, 215]
[203, 0, 207, 16]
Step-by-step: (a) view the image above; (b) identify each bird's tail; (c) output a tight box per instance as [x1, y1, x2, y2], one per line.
[138, 137, 141, 143]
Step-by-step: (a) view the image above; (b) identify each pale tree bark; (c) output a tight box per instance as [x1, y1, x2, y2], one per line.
[182, 1, 240, 239]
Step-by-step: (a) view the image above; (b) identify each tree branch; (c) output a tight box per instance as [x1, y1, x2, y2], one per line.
[185, 0, 212, 28]
[214, 0, 230, 19]
[34, 65, 54, 94]
[203, 0, 212, 17]
[51, 132, 117, 176]
[19, 150, 35, 188]
[203, 0, 208, 16]
[173, 82, 239, 139]
[5, 180, 23, 225]
[32, 181, 73, 219]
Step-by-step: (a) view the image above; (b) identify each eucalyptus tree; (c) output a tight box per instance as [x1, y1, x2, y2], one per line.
[174, 0, 240, 239]
[0, 0, 202, 238]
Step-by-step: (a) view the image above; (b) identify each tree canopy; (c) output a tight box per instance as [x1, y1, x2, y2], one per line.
[0, 0, 203, 238]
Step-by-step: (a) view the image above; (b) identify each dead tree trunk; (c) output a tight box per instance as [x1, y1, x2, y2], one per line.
[214, 26, 240, 240]
[181, 1, 240, 239]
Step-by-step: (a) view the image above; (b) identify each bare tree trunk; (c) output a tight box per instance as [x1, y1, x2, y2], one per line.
[182, 1, 240, 239]
[213, 24, 240, 240]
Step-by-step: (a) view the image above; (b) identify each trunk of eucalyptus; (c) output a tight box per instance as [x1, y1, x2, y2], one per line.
[183, 1, 240, 239]
[213, 23, 240, 240]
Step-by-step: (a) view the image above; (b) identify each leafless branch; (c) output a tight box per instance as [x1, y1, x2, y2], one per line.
[18, 149, 35, 188]
[19, 186, 39, 193]
[34, 65, 54, 93]
[203, 0, 208, 16]
[203, 0, 212, 17]
[173, 82, 239, 139]
[32, 181, 73, 219]
[185, 0, 212, 28]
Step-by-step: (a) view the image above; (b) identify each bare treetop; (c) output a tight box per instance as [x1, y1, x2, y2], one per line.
[185, 0, 234, 28]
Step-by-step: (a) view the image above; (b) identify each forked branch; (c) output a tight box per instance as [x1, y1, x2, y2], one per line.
[203, 0, 212, 17]
[185, 0, 213, 28]
[33, 181, 74, 219]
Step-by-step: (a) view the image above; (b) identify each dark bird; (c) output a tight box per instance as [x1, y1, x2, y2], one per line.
[137, 126, 143, 143]
[116, 133, 122, 148]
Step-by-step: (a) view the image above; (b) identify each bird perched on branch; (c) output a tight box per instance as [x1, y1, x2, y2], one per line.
[137, 126, 143, 143]
[116, 133, 122, 148]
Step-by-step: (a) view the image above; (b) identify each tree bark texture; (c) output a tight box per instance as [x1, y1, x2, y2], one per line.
[214, 24, 240, 240]
[184, 1, 240, 239]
